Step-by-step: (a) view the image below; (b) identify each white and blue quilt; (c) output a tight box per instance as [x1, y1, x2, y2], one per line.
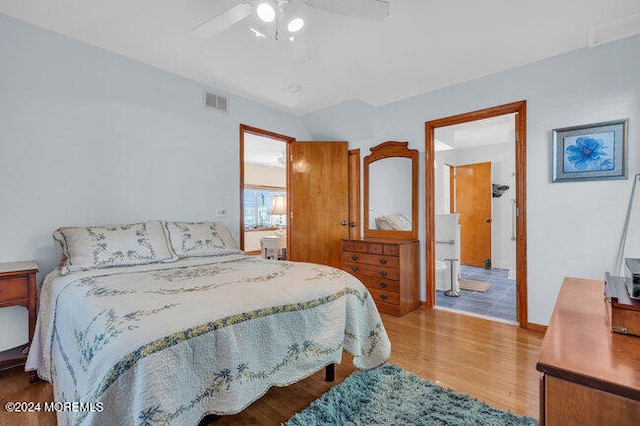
[26, 254, 391, 425]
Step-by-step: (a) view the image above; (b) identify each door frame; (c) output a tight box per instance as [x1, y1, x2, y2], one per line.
[239, 124, 295, 254]
[348, 149, 361, 240]
[425, 100, 529, 328]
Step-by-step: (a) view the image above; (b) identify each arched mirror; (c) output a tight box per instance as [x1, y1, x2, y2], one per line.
[364, 141, 419, 240]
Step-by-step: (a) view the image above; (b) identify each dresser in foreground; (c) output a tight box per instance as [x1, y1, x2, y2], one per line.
[342, 238, 419, 316]
[536, 277, 640, 425]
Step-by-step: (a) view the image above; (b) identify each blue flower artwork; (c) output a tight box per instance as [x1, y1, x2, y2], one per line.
[563, 131, 615, 173]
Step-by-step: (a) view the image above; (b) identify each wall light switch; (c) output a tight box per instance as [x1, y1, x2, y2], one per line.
[216, 207, 227, 218]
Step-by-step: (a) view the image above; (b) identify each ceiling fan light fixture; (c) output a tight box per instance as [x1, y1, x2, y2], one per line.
[287, 17, 305, 33]
[256, 3, 276, 23]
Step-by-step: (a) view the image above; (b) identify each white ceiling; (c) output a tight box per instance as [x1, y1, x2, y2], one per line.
[244, 132, 287, 166]
[436, 113, 515, 150]
[1, 0, 639, 114]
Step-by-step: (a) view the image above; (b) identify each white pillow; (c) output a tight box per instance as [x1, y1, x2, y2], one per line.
[375, 214, 412, 231]
[53, 220, 177, 275]
[165, 221, 241, 258]
[375, 216, 394, 230]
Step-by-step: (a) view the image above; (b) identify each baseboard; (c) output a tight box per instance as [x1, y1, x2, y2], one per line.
[526, 322, 547, 333]
[244, 250, 261, 256]
[421, 300, 545, 332]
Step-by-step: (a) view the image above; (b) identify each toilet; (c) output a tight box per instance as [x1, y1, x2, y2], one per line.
[435, 260, 448, 291]
[435, 214, 461, 293]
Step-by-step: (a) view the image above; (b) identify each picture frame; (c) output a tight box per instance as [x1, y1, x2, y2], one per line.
[552, 119, 628, 182]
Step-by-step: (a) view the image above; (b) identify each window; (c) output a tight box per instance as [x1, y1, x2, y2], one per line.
[243, 186, 286, 229]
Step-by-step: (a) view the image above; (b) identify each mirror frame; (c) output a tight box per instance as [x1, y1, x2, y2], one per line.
[364, 141, 419, 240]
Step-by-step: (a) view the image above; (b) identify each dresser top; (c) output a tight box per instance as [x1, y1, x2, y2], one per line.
[537, 277, 640, 400]
[343, 238, 419, 244]
[0, 261, 39, 275]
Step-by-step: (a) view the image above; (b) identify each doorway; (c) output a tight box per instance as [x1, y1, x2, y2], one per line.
[239, 125, 294, 257]
[425, 101, 529, 328]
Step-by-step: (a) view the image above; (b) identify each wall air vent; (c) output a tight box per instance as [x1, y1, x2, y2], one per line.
[204, 91, 228, 113]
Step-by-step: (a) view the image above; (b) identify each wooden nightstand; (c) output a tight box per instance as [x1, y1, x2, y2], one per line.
[0, 261, 38, 372]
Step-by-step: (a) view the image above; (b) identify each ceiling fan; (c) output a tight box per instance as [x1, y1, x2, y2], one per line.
[264, 150, 287, 169]
[191, 0, 390, 62]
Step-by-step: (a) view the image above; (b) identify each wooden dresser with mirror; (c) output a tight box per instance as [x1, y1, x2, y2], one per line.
[342, 141, 420, 316]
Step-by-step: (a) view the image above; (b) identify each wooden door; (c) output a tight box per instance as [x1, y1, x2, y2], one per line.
[289, 142, 349, 268]
[454, 162, 492, 268]
[348, 149, 361, 240]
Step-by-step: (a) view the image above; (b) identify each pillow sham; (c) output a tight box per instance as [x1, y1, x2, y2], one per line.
[375, 216, 394, 230]
[375, 214, 412, 231]
[53, 220, 177, 275]
[165, 221, 241, 258]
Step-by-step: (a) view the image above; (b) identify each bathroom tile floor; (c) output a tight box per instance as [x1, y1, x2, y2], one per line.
[436, 265, 516, 322]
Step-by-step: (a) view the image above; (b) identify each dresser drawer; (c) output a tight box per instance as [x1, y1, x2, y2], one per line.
[342, 252, 399, 268]
[352, 242, 384, 254]
[343, 262, 399, 281]
[342, 241, 355, 252]
[374, 300, 401, 316]
[357, 275, 400, 293]
[0, 276, 29, 303]
[341, 239, 418, 317]
[383, 245, 399, 256]
[368, 287, 400, 305]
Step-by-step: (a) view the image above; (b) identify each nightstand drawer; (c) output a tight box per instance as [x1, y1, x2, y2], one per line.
[0, 276, 29, 302]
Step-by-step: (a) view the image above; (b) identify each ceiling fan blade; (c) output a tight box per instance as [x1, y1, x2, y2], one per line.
[303, 0, 390, 22]
[191, 3, 253, 39]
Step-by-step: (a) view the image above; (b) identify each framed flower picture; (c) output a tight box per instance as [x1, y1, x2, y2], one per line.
[552, 119, 628, 182]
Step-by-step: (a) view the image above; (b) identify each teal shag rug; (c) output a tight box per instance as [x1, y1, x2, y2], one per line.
[287, 364, 537, 425]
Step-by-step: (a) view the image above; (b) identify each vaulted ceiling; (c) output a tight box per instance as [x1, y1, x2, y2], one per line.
[1, 0, 638, 114]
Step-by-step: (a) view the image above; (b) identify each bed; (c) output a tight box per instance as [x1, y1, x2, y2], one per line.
[26, 221, 391, 425]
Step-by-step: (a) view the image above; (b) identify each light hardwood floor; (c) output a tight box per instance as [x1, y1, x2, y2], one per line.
[0, 308, 543, 425]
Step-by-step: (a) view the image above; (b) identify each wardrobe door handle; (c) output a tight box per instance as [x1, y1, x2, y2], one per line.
[380, 282, 388, 289]
[379, 271, 387, 278]
[379, 259, 388, 265]
[351, 255, 359, 261]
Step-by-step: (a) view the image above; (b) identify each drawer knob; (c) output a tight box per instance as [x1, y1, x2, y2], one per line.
[379, 271, 387, 278]
[351, 266, 358, 272]
[380, 294, 388, 300]
[380, 282, 388, 288]
[351, 255, 359, 261]
[379, 259, 388, 265]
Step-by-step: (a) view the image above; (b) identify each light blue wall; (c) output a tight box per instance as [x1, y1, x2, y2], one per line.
[303, 34, 640, 326]
[0, 13, 310, 351]
[1, 12, 638, 352]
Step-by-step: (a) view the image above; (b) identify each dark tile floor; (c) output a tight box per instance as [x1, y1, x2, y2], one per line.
[436, 265, 517, 322]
